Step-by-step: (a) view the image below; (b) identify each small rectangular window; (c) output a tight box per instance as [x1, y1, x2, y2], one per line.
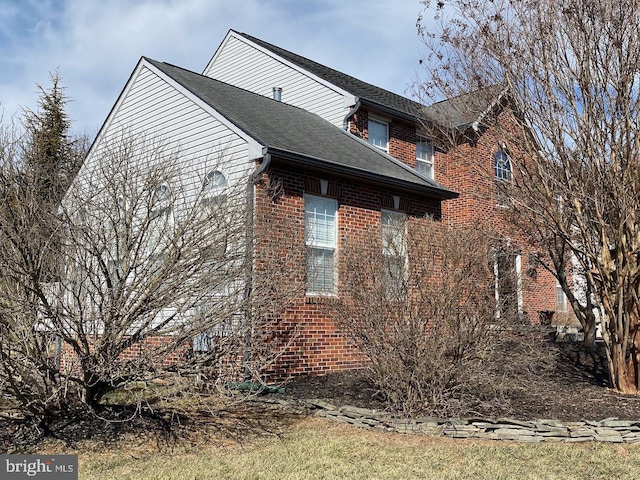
[416, 137, 434, 180]
[368, 118, 389, 151]
[556, 282, 567, 311]
[381, 210, 407, 296]
[305, 195, 338, 295]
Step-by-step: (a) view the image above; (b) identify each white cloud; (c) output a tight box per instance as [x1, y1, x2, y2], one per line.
[0, 0, 433, 137]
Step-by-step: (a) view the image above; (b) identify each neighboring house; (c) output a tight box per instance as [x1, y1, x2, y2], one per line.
[78, 30, 562, 379]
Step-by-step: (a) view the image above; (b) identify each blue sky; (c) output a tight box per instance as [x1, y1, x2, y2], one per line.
[0, 0, 434, 138]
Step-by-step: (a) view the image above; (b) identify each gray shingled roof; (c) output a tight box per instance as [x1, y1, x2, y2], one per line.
[146, 58, 457, 199]
[422, 85, 506, 130]
[235, 31, 502, 131]
[234, 31, 424, 120]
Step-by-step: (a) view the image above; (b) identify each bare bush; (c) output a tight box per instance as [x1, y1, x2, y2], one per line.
[327, 217, 550, 416]
[0, 131, 301, 430]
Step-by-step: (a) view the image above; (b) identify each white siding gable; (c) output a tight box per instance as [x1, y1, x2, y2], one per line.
[204, 32, 356, 128]
[81, 58, 263, 196]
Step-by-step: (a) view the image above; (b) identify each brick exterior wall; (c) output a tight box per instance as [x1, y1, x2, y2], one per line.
[254, 162, 442, 379]
[348, 106, 559, 322]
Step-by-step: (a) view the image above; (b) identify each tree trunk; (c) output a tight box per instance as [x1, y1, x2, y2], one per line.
[608, 337, 640, 394]
[581, 313, 597, 349]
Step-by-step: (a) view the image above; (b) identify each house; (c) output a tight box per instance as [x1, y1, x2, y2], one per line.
[78, 30, 562, 379]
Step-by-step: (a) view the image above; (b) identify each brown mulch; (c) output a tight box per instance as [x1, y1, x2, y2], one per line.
[280, 342, 640, 421]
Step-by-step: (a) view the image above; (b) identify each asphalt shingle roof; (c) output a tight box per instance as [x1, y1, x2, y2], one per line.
[146, 58, 457, 199]
[234, 31, 501, 131]
[234, 31, 424, 120]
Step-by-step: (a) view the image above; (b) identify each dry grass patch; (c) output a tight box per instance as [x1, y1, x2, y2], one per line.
[72, 418, 640, 480]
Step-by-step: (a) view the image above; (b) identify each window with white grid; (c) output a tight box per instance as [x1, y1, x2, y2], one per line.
[416, 136, 434, 179]
[368, 118, 389, 151]
[305, 195, 338, 295]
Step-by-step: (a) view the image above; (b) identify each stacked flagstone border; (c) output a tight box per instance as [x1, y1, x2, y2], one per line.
[302, 399, 640, 444]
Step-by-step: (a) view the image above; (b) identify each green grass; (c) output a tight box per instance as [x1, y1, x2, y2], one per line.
[74, 418, 640, 480]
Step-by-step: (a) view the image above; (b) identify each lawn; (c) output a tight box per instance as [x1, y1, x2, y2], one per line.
[71, 417, 639, 479]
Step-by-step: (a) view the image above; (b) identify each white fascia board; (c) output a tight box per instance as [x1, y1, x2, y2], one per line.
[204, 30, 358, 108]
[143, 58, 265, 160]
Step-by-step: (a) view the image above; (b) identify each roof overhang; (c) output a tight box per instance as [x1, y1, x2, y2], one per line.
[263, 147, 458, 201]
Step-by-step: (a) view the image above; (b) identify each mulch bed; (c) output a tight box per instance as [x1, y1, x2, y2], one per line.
[3, 342, 640, 452]
[280, 342, 640, 421]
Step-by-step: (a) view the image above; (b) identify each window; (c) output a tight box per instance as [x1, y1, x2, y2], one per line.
[152, 184, 171, 215]
[381, 210, 407, 296]
[368, 118, 389, 151]
[305, 195, 338, 295]
[556, 282, 567, 311]
[149, 184, 172, 263]
[494, 149, 512, 180]
[204, 170, 227, 193]
[416, 137, 434, 179]
[201, 171, 229, 258]
[493, 247, 523, 319]
[202, 170, 228, 207]
[495, 149, 512, 204]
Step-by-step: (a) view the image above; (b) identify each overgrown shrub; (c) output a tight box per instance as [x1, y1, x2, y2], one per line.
[328, 218, 551, 416]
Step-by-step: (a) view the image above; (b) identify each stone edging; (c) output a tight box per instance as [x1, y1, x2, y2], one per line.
[302, 399, 640, 444]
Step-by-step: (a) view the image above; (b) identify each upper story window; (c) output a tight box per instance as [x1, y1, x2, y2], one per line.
[416, 136, 434, 180]
[305, 194, 338, 296]
[494, 149, 512, 180]
[151, 184, 171, 218]
[368, 118, 389, 152]
[203, 170, 227, 192]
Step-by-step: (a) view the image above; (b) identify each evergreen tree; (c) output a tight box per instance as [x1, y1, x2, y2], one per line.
[22, 70, 82, 204]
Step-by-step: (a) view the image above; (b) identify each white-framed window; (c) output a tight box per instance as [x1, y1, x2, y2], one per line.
[381, 210, 407, 296]
[200, 171, 229, 258]
[305, 195, 338, 295]
[368, 118, 389, 151]
[495, 149, 512, 204]
[149, 184, 173, 263]
[202, 170, 228, 207]
[556, 281, 567, 312]
[416, 136, 434, 180]
[204, 170, 227, 193]
[494, 149, 512, 180]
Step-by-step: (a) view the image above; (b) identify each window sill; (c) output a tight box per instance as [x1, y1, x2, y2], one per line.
[305, 295, 338, 305]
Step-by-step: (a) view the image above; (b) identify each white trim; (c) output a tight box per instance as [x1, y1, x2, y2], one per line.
[416, 135, 435, 180]
[304, 194, 339, 296]
[515, 254, 523, 315]
[368, 117, 389, 152]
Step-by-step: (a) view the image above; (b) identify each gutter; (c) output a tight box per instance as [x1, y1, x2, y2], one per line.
[343, 98, 361, 130]
[264, 146, 458, 200]
[243, 150, 272, 381]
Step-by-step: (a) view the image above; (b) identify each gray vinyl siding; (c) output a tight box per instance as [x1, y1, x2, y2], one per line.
[83, 64, 251, 198]
[204, 35, 349, 128]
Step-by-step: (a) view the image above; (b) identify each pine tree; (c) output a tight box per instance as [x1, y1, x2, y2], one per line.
[22, 70, 82, 204]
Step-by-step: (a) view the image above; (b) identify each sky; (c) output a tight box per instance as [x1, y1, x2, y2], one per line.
[0, 0, 434, 138]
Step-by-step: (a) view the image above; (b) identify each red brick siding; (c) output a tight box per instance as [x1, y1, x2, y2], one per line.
[254, 162, 441, 379]
[350, 106, 558, 319]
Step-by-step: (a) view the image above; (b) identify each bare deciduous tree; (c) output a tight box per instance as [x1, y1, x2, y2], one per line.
[418, 0, 640, 393]
[0, 130, 302, 430]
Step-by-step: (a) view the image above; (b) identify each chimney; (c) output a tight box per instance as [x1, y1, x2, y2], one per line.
[272, 87, 282, 101]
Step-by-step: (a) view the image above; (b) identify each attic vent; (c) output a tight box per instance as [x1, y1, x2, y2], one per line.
[272, 87, 282, 101]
